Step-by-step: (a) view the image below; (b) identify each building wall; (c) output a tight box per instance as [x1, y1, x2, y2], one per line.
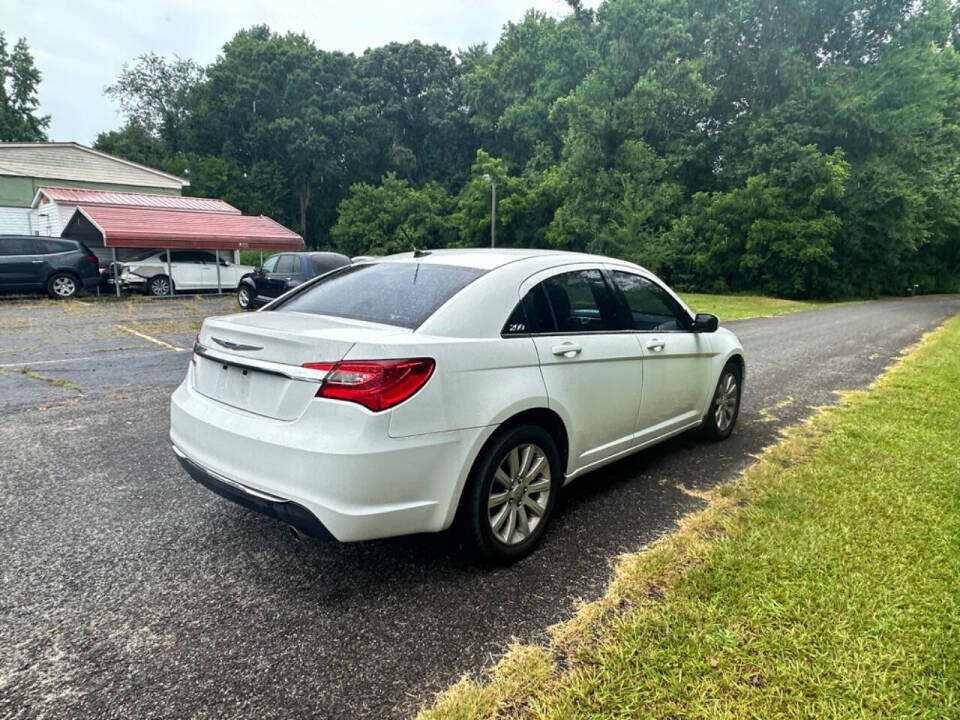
[0, 176, 36, 208]
[1, 175, 183, 236]
[0, 206, 32, 234]
[0, 176, 182, 209]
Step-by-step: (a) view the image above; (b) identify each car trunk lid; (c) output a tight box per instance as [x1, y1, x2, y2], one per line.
[193, 311, 410, 420]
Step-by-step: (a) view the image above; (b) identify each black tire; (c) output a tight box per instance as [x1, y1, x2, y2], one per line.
[146, 275, 173, 296]
[47, 272, 79, 299]
[237, 284, 253, 310]
[701, 361, 742, 441]
[458, 423, 562, 564]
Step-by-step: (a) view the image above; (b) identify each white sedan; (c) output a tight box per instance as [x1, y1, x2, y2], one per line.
[115, 250, 254, 295]
[170, 249, 745, 562]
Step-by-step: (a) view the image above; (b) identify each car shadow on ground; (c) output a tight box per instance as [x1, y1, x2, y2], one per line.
[187, 428, 713, 601]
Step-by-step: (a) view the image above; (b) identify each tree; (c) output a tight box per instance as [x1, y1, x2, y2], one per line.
[332, 173, 456, 256]
[0, 33, 49, 141]
[357, 41, 472, 188]
[104, 53, 203, 152]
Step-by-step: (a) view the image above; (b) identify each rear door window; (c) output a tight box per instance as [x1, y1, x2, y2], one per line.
[311, 255, 348, 275]
[273, 262, 484, 329]
[610, 271, 690, 331]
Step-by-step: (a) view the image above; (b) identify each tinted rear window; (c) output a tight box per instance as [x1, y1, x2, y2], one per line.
[37, 239, 76, 254]
[311, 254, 350, 275]
[273, 262, 484, 329]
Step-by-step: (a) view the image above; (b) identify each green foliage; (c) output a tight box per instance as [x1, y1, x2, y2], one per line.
[331, 173, 456, 256]
[0, 32, 49, 141]
[94, 0, 960, 296]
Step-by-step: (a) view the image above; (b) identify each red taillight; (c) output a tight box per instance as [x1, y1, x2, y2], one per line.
[303, 358, 435, 412]
[85, 253, 98, 263]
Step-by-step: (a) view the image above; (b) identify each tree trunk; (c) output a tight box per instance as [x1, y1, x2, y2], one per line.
[298, 182, 311, 242]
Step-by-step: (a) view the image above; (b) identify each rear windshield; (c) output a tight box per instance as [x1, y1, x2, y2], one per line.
[272, 262, 484, 329]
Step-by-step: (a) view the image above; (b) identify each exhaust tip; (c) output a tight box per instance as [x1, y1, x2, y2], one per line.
[287, 524, 304, 542]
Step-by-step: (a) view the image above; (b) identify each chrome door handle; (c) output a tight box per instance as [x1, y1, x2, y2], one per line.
[31, 260, 44, 263]
[551, 342, 582, 358]
[645, 339, 665, 352]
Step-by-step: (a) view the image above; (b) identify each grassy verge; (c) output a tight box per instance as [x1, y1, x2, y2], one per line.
[421, 314, 960, 719]
[679, 292, 855, 321]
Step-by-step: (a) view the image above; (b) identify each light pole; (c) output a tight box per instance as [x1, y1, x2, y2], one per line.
[483, 173, 496, 248]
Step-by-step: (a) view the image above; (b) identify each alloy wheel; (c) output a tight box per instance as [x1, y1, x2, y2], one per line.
[487, 443, 551, 545]
[52, 276, 76, 297]
[151, 278, 171, 296]
[238, 287, 250, 308]
[714, 372, 739, 432]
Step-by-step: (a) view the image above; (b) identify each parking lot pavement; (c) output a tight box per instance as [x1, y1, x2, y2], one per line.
[2, 294, 959, 720]
[0, 294, 236, 413]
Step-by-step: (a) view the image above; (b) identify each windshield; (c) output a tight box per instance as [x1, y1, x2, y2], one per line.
[272, 262, 484, 329]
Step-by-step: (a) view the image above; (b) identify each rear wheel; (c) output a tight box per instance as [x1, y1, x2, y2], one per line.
[459, 424, 561, 563]
[147, 275, 173, 296]
[47, 272, 79, 299]
[701, 362, 742, 441]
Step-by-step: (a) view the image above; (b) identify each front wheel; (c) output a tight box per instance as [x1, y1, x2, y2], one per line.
[237, 284, 253, 310]
[459, 424, 561, 564]
[701, 362, 742, 441]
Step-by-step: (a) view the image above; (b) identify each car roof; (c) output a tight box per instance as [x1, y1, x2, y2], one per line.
[377, 248, 645, 273]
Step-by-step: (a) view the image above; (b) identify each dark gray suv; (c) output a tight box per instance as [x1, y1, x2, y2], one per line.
[0, 235, 101, 298]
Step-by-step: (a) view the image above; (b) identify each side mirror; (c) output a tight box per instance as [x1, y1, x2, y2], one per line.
[693, 312, 719, 333]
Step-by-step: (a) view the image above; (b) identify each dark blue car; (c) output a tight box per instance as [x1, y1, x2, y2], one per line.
[237, 251, 351, 310]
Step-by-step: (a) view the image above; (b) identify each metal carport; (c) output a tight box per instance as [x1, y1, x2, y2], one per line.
[61, 205, 304, 296]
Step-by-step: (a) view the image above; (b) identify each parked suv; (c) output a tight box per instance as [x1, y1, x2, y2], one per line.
[0, 235, 101, 298]
[237, 251, 351, 309]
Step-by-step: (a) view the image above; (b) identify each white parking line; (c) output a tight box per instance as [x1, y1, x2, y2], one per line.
[114, 325, 187, 352]
[0, 351, 159, 369]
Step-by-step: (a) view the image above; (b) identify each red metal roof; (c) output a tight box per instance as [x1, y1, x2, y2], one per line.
[36, 185, 240, 214]
[70, 205, 304, 251]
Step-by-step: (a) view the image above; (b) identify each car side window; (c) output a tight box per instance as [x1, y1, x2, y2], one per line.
[288, 255, 302, 274]
[539, 269, 618, 333]
[36, 239, 68, 254]
[262, 255, 280, 273]
[610, 271, 690, 331]
[0, 238, 38, 255]
[275, 254, 296, 274]
[502, 285, 556, 335]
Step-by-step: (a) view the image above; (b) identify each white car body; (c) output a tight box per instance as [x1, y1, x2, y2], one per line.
[120, 250, 254, 291]
[170, 249, 744, 551]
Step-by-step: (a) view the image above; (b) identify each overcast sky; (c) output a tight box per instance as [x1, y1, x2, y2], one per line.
[4, 0, 602, 145]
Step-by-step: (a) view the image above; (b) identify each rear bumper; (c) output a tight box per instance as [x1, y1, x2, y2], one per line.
[169, 374, 489, 542]
[173, 445, 334, 540]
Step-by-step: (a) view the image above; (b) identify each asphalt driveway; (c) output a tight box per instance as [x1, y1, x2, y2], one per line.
[2, 294, 959, 719]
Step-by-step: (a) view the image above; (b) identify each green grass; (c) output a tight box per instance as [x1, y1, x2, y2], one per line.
[421, 314, 960, 719]
[679, 293, 853, 321]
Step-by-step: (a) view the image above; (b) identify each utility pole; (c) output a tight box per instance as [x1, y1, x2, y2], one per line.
[483, 174, 497, 248]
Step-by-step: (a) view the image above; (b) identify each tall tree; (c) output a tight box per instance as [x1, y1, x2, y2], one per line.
[0, 32, 49, 141]
[104, 53, 203, 153]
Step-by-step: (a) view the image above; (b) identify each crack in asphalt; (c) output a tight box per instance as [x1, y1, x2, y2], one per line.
[1, 295, 959, 720]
